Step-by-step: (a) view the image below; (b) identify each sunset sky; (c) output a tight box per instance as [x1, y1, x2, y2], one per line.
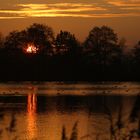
[0, 0, 140, 46]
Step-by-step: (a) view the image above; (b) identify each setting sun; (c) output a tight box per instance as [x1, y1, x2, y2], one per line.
[26, 44, 38, 53]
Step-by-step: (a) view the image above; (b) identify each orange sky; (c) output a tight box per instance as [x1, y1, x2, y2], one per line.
[0, 0, 140, 46]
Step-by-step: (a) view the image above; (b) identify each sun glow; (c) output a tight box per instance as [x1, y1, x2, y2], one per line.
[26, 44, 38, 53]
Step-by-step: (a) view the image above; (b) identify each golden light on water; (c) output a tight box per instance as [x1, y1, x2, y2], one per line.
[27, 94, 37, 114]
[27, 94, 37, 140]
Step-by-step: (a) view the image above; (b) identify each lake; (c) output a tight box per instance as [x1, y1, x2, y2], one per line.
[0, 82, 140, 140]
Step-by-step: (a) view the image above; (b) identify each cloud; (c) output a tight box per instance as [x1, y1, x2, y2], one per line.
[0, 3, 107, 18]
[105, 0, 140, 16]
[0, 17, 24, 19]
[107, 0, 140, 7]
[0, 1, 139, 19]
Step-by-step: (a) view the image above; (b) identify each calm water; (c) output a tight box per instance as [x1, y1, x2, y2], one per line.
[0, 82, 140, 140]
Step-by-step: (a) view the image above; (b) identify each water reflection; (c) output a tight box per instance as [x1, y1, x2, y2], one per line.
[0, 83, 140, 140]
[27, 94, 37, 115]
[27, 93, 37, 140]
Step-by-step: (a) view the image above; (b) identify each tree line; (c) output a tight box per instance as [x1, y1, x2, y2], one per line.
[0, 23, 140, 81]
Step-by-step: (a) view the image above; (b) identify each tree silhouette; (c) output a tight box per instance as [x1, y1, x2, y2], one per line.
[4, 30, 27, 53]
[0, 23, 139, 80]
[84, 26, 122, 66]
[4, 23, 55, 56]
[26, 23, 55, 54]
[0, 32, 4, 48]
[55, 30, 80, 56]
[133, 41, 140, 62]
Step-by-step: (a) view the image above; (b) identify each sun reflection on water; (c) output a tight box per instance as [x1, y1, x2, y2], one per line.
[27, 93, 37, 140]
